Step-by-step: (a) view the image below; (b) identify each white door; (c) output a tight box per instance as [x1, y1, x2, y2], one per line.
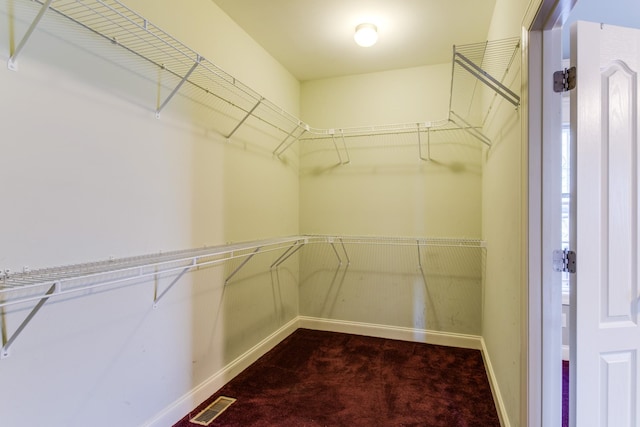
[571, 20, 640, 426]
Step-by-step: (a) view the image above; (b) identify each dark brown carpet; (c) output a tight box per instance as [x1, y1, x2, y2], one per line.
[173, 328, 500, 427]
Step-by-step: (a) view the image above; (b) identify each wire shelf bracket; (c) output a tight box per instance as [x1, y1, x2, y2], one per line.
[7, 0, 54, 71]
[270, 239, 306, 269]
[418, 124, 431, 161]
[330, 130, 351, 165]
[156, 55, 202, 118]
[153, 260, 193, 308]
[1, 281, 59, 359]
[224, 247, 261, 285]
[226, 98, 264, 140]
[273, 124, 309, 158]
[449, 111, 492, 147]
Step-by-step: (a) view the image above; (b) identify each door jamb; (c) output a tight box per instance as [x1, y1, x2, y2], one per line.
[522, 1, 577, 426]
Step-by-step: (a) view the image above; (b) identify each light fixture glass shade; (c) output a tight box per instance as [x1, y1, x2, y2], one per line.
[354, 23, 378, 47]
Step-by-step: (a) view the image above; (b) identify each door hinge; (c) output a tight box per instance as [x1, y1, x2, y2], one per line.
[553, 249, 576, 273]
[553, 67, 577, 93]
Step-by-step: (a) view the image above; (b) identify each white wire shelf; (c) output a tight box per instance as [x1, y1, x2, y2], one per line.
[303, 235, 484, 247]
[0, 235, 483, 297]
[0, 234, 483, 358]
[8, 0, 520, 163]
[0, 236, 304, 302]
[0, 235, 305, 359]
[450, 38, 521, 127]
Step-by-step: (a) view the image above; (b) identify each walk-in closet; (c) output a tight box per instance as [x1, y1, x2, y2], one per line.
[1, 1, 528, 426]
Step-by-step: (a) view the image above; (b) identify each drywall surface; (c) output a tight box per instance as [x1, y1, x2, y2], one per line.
[298, 64, 484, 332]
[299, 64, 482, 238]
[299, 241, 485, 335]
[0, 1, 299, 426]
[301, 65, 451, 128]
[481, 0, 529, 425]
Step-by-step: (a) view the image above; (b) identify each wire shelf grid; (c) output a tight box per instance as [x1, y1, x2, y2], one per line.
[450, 37, 521, 126]
[10, 0, 520, 158]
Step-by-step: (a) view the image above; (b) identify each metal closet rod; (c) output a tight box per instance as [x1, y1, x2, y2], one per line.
[9, 0, 517, 163]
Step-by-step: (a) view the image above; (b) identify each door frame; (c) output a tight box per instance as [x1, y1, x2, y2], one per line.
[523, 0, 577, 426]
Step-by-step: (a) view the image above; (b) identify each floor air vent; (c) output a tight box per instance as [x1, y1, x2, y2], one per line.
[189, 396, 236, 426]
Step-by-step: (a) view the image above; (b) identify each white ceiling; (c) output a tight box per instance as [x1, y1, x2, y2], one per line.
[211, 0, 497, 81]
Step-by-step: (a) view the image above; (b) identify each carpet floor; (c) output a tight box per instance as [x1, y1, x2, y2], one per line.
[563, 360, 569, 427]
[173, 328, 500, 427]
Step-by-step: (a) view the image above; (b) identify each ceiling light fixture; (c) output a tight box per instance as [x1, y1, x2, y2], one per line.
[354, 23, 378, 47]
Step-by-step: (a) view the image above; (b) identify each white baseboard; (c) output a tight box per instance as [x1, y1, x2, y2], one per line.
[480, 337, 510, 427]
[142, 317, 299, 427]
[298, 316, 482, 349]
[562, 345, 570, 361]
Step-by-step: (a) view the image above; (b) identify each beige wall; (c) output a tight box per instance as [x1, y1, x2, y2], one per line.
[0, 1, 299, 426]
[299, 64, 482, 238]
[481, 0, 532, 425]
[298, 65, 485, 333]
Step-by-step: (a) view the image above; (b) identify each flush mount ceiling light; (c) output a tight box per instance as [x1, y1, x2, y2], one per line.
[354, 23, 378, 47]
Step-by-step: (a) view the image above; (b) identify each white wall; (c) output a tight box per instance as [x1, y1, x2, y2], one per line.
[481, 0, 531, 425]
[299, 64, 482, 237]
[0, 1, 299, 426]
[298, 65, 485, 333]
